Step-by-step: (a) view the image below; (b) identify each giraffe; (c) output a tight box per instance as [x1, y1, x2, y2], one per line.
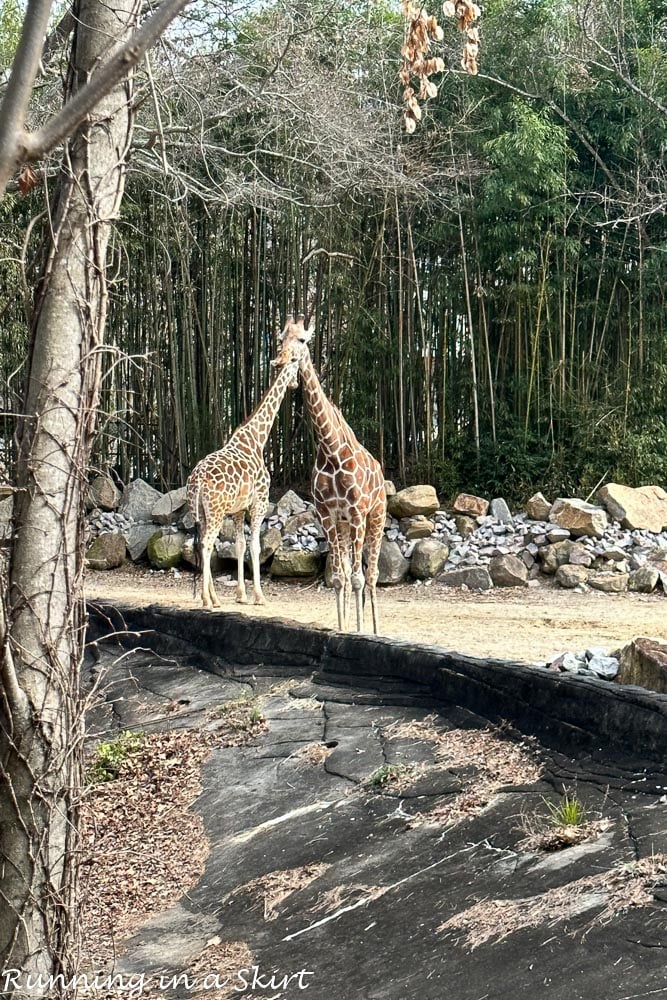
[186, 347, 299, 610]
[275, 314, 387, 633]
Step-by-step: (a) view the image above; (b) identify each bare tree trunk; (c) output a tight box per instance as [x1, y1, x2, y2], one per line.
[0, 0, 140, 986]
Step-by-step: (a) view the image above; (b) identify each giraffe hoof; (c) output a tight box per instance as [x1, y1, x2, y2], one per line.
[236, 595, 249, 605]
[254, 596, 267, 606]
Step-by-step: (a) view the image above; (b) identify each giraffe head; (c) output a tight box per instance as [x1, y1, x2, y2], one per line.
[272, 314, 313, 384]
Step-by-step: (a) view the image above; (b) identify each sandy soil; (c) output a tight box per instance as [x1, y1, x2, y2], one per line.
[86, 567, 667, 664]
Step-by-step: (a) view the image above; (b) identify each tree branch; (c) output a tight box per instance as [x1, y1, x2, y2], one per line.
[0, 0, 191, 199]
[0, 0, 54, 193]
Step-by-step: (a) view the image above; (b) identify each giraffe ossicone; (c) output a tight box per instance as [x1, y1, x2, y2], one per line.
[275, 314, 387, 634]
[186, 341, 303, 610]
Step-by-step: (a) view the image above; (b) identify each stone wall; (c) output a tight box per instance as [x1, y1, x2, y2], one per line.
[87, 601, 667, 765]
[82, 476, 667, 596]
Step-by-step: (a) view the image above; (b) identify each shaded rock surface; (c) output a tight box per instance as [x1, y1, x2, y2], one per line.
[410, 538, 449, 580]
[377, 538, 410, 584]
[618, 637, 667, 694]
[119, 479, 163, 522]
[147, 531, 187, 570]
[85, 531, 126, 570]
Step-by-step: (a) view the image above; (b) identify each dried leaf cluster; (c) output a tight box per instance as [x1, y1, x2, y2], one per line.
[399, 1, 445, 133]
[442, 0, 482, 75]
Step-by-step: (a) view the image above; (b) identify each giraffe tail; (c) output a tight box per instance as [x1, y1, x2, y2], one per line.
[191, 490, 203, 597]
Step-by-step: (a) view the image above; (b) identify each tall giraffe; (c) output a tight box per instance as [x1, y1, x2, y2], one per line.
[186, 348, 299, 610]
[276, 315, 386, 633]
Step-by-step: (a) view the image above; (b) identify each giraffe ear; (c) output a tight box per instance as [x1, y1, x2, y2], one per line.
[303, 322, 314, 343]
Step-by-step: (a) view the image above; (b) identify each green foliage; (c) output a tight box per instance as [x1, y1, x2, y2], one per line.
[90, 731, 145, 783]
[0, 0, 21, 72]
[544, 790, 587, 828]
[367, 763, 407, 788]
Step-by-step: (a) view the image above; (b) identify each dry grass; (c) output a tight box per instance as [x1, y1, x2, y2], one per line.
[228, 863, 328, 921]
[80, 706, 270, 972]
[208, 697, 268, 741]
[185, 938, 254, 997]
[439, 855, 667, 949]
[293, 741, 334, 766]
[410, 725, 542, 827]
[518, 816, 611, 853]
[382, 714, 441, 742]
[311, 883, 388, 914]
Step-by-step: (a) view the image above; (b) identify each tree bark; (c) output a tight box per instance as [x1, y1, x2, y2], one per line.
[0, 0, 141, 986]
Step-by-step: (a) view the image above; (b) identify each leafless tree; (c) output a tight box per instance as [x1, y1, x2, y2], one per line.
[0, 0, 189, 988]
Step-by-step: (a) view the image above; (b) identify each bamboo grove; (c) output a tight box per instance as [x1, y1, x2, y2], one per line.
[1, 0, 666, 504]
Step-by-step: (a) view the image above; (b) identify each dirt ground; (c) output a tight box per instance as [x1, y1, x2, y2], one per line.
[86, 566, 667, 664]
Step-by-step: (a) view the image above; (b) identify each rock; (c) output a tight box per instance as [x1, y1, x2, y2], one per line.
[452, 493, 489, 518]
[555, 565, 590, 589]
[284, 510, 319, 534]
[87, 475, 120, 512]
[489, 554, 528, 587]
[182, 536, 225, 575]
[401, 515, 435, 540]
[276, 490, 307, 518]
[568, 544, 594, 567]
[588, 572, 629, 593]
[410, 539, 449, 579]
[587, 655, 620, 680]
[550, 652, 586, 673]
[377, 538, 410, 585]
[598, 483, 667, 533]
[549, 498, 608, 538]
[151, 486, 188, 524]
[628, 566, 660, 594]
[269, 547, 321, 577]
[258, 526, 282, 564]
[85, 531, 126, 570]
[539, 540, 577, 575]
[147, 530, 187, 570]
[490, 498, 513, 525]
[118, 479, 163, 523]
[387, 485, 439, 518]
[384, 480, 397, 497]
[617, 637, 667, 693]
[123, 523, 159, 562]
[454, 515, 476, 538]
[547, 527, 571, 543]
[526, 492, 552, 521]
[217, 516, 237, 544]
[439, 566, 493, 591]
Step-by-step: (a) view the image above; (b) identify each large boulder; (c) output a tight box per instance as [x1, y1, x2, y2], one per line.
[182, 536, 225, 575]
[387, 485, 439, 518]
[588, 572, 628, 593]
[628, 567, 660, 593]
[539, 540, 578, 575]
[87, 475, 120, 512]
[550, 498, 608, 538]
[269, 547, 321, 577]
[452, 493, 489, 518]
[555, 565, 590, 589]
[151, 486, 187, 525]
[400, 515, 434, 540]
[258, 526, 283, 564]
[147, 531, 187, 570]
[490, 497, 513, 525]
[377, 538, 410, 584]
[118, 479, 163, 523]
[489, 554, 528, 587]
[410, 539, 449, 579]
[454, 515, 476, 538]
[124, 523, 160, 562]
[85, 532, 126, 570]
[439, 566, 492, 591]
[617, 637, 667, 693]
[276, 490, 307, 518]
[526, 491, 552, 521]
[598, 483, 667, 533]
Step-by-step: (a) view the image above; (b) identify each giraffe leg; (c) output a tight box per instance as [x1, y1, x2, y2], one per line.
[364, 505, 385, 634]
[248, 497, 268, 605]
[233, 512, 248, 604]
[349, 518, 367, 633]
[200, 532, 220, 610]
[321, 515, 346, 630]
[337, 523, 352, 632]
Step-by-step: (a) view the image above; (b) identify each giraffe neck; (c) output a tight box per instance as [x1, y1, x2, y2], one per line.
[235, 363, 296, 452]
[299, 351, 348, 453]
